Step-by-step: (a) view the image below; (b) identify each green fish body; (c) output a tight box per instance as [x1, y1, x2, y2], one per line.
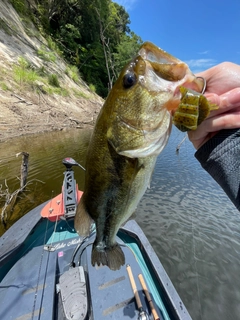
[74, 42, 204, 270]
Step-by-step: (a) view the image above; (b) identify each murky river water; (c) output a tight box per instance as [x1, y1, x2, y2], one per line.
[0, 127, 240, 320]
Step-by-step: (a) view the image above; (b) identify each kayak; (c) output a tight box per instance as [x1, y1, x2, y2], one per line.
[0, 158, 192, 320]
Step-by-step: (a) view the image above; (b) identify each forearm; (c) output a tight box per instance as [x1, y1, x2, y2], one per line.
[195, 129, 240, 210]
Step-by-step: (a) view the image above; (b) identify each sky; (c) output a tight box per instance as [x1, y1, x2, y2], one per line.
[113, 0, 240, 73]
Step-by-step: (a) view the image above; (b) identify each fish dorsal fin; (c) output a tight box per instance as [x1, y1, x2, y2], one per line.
[74, 199, 93, 237]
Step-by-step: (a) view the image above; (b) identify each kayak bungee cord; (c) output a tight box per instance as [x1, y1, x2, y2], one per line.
[31, 191, 61, 320]
[31, 212, 55, 319]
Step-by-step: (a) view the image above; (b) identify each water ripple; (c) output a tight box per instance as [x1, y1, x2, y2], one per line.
[136, 127, 240, 320]
[1, 127, 240, 320]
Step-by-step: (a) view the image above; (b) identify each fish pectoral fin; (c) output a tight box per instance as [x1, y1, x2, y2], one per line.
[91, 242, 125, 271]
[74, 200, 93, 237]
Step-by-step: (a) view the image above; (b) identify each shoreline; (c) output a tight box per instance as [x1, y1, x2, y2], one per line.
[0, 88, 102, 144]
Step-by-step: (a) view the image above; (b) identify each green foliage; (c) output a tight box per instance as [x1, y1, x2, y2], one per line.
[36, 0, 139, 96]
[18, 56, 29, 69]
[37, 46, 56, 62]
[65, 65, 81, 83]
[45, 86, 69, 97]
[13, 57, 38, 86]
[46, 36, 62, 55]
[89, 84, 96, 93]
[10, 0, 28, 15]
[36, 66, 47, 77]
[48, 74, 60, 87]
[0, 19, 12, 35]
[36, 4, 49, 31]
[12, 0, 143, 97]
[72, 89, 89, 99]
[114, 32, 143, 75]
[0, 83, 9, 91]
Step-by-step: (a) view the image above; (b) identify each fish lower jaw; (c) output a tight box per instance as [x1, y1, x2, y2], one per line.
[119, 123, 172, 157]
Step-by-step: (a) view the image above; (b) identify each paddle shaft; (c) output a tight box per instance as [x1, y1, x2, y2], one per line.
[138, 274, 160, 320]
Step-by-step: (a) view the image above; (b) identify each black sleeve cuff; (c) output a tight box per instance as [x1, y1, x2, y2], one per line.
[195, 129, 240, 210]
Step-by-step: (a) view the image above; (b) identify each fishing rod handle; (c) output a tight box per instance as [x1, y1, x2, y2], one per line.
[138, 274, 160, 320]
[126, 265, 143, 309]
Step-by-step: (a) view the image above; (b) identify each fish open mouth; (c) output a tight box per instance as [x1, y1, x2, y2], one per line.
[139, 42, 205, 94]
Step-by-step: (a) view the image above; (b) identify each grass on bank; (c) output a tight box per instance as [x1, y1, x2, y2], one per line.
[11, 56, 71, 96]
[37, 46, 56, 63]
[0, 52, 91, 99]
[65, 65, 80, 84]
[13, 57, 38, 86]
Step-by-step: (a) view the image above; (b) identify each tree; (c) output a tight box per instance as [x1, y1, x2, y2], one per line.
[114, 32, 143, 75]
[28, 0, 143, 97]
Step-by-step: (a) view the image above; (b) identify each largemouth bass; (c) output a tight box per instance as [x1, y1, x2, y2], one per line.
[74, 42, 204, 270]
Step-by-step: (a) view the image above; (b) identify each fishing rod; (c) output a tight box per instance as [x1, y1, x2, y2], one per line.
[138, 274, 160, 320]
[126, 264, 149, 320]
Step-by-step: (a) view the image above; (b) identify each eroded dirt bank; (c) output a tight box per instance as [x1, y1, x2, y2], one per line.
[0, 0, 103, 142]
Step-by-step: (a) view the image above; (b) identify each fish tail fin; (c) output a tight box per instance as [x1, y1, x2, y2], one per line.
[74, 199, 92, 237]
[91, 242, 125, 271]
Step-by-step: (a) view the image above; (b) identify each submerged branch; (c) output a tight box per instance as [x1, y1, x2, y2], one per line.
[1, 152, 29, 224]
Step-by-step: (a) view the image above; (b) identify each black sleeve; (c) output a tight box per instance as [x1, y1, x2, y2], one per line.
[195, 129, 240, 211]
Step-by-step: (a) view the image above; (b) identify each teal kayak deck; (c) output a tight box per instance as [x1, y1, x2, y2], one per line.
[0, 203, 191, 320]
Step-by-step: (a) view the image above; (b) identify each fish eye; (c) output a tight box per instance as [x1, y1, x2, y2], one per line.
[123, 72, 137, 88]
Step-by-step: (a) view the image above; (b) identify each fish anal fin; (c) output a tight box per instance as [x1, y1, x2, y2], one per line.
[74, 199, 92, 237]
[91, 242, 125, 271]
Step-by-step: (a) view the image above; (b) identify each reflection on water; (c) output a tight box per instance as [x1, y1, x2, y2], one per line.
[0, 127, 240, 320]
[137, 127, 240, 320]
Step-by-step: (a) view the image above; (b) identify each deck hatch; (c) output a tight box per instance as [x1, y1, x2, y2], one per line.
[59, 266, 88, 320]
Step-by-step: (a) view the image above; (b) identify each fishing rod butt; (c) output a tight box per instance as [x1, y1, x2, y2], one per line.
[138, 273, 160, 320]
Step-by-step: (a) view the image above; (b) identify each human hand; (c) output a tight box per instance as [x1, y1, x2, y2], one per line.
[188, 62, 240, 149]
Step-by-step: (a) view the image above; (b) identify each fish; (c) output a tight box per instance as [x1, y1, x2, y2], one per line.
[74, 41, 205, 270]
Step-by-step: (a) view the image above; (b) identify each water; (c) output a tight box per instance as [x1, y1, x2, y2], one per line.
[137, 128, 240, 320]
[0, 127, 240, 320]
[0, 129, 92, 233]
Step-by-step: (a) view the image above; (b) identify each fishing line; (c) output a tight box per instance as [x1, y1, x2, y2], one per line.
[153, 127, 203, 318]
[48, 216, 59, 247]
[34, 249, 51, 320]
[31, 208, 51, 320]
[175, 131, 203, 319]
[191, 211, 203, 320]
[61, 217, 76, 242]
[31, 190, 58, 319]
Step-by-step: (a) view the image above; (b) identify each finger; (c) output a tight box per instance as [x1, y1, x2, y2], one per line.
[188, 132, 216, 150]
[189, 110, 240, 142]
[219, 88, 240, 108]
[204, 88, 240, 118]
